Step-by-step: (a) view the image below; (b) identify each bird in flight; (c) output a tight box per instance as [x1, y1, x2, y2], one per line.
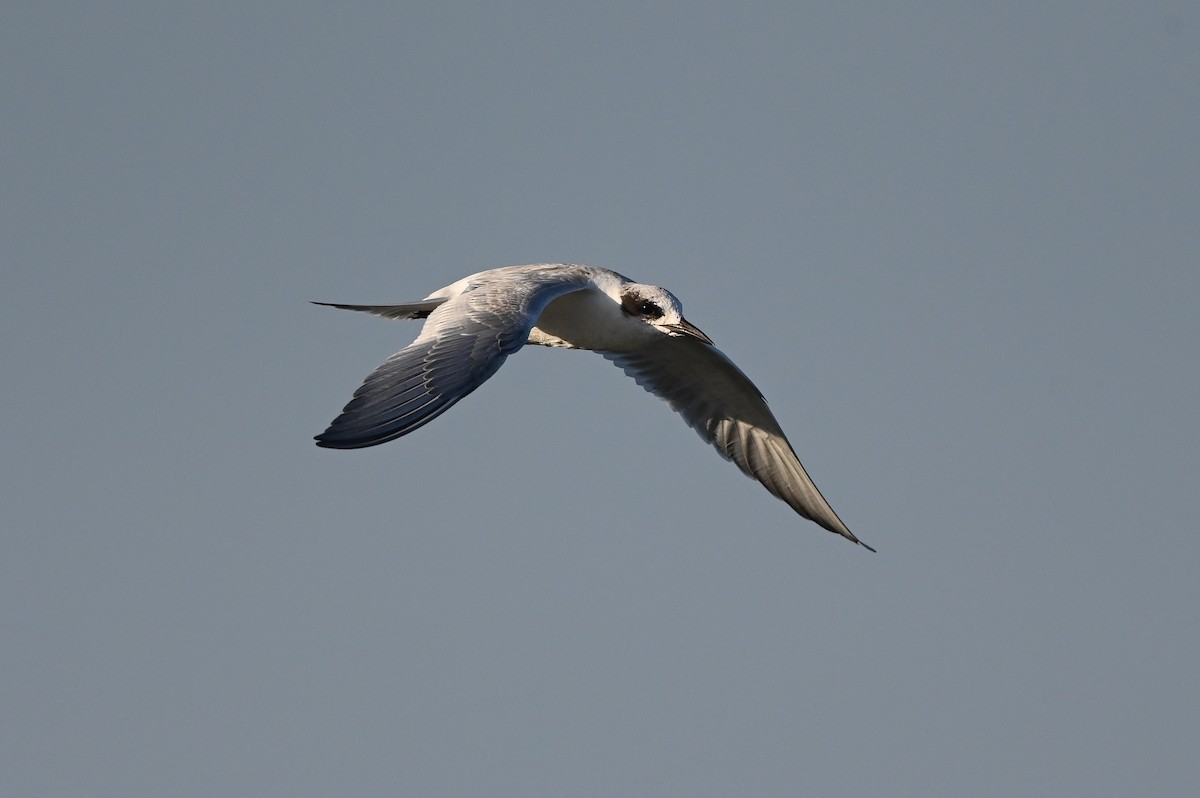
[315, 264, 873, 550]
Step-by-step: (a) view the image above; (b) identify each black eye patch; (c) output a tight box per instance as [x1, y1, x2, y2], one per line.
[622, 294, 664, 319]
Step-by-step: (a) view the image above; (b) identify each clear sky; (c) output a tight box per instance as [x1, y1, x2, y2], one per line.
[3, 2, 1198, 796]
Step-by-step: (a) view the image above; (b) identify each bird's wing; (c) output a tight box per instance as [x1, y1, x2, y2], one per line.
[311, 299, 449, 320]
[315, 270, 592, 449]
[603, 338, 872, 550]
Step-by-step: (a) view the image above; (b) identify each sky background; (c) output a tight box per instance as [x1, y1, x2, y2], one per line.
[3, 2, 1198, 796]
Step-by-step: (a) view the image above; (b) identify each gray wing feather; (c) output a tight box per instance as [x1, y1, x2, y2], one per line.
[315, 330, 506, 448]
[311, 299, 449, 320]
[604, 339, 873, 550]
[316, 271, 590, 449]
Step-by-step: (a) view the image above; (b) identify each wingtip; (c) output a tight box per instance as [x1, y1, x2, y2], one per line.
[313, 431, 368, 449]
[314, 426, 355, 448]
[857, 538, 877, 553]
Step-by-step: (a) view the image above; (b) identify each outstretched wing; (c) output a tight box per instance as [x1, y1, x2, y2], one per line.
[604, 338, 872, 550]
[315, 269, 592, 449]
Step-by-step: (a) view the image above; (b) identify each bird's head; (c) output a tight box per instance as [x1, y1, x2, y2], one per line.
[617, 284, 713, 345]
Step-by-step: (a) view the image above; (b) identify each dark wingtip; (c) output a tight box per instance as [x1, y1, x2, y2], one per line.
[314, 431, 375, 450]
[857, 539, 877, 553]
[314, 425, 357, 448]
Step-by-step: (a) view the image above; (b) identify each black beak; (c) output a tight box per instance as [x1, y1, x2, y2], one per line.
[663, 317, 714, 346]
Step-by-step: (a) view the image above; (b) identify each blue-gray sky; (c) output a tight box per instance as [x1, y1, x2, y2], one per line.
[3, 2, 1198, 796]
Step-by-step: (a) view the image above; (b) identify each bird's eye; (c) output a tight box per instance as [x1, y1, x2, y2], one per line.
[639, 301, 663, 318]
[621, 293, 666, 319]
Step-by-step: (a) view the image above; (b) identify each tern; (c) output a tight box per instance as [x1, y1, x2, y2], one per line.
[315, 264, 873, 550]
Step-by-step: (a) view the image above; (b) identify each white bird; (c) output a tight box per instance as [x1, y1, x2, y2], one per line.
[315, 264, 873, 551]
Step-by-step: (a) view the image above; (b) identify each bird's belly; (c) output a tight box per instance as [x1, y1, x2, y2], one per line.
[528, 290, 635, 351]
